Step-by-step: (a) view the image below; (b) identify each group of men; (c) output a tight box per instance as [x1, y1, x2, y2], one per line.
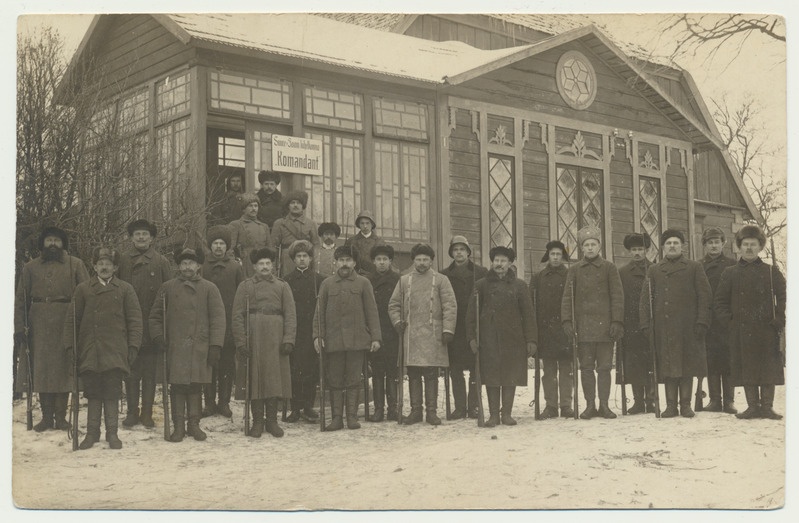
[14, 186, 786, 450]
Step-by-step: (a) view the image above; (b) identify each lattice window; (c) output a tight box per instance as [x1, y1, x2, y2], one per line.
[218, 136, 245, 168]
[489, 155, 515, 249]
[640, 177, 662, 262]
[210, 71, 291, 119]
[118, 87, 150, 134]
[556, 165, 604, 256]
[373, 98, 428, 141]
[402, 143, 428, 241]
[305, 87, 363, 131]
[156, 72, 190, 124]
[156, 118, 191, 223]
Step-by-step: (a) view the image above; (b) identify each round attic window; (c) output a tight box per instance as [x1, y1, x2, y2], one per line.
[556, 51, 597, 110]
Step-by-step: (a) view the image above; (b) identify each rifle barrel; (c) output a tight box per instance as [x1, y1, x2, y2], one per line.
[162, 293, 171, 441]
[648, 278, 661, 418]
[570, 282, 579, 420]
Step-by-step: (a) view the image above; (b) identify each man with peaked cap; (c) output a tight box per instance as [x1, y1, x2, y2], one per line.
[715, 225, 786, 420]
[561, 226, 625, 420]
[64, 246, 142, 450]
[256, 170, 283, 228]
[640, 229, 712, 418]
[117, 218, 173, 429]
[530, 240, 574, 419]
[229, 192, 272, 278]
[467, 246, 537, 427]
[389, 244, 457, 426]
[316, 222, 341, 278]
[149, 248, 226, 442]
[344, 210, 385, 275]
[617, 233, 656, 414]
[271, 190, 321, 278]
[201, 225, 245, 418]
[314, 246, 382, 431]
[700, 226, 738, 414]
[440, 235, 488, 419]
[15, 226, 89, 433]
[283, 240, 325, 423]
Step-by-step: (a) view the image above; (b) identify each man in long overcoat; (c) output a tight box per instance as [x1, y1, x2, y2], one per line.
[701, 227, 738, 414]
[64, 247, 142, 450]
[211, 171, 245, 226]
[149, 248, 226, 442]
[344, 210, 385, 276]
[389, 244, 457, 426]
[440, 235, 487, 419]
[313, 246, 381, 431]
[272, 190, 321, 278]
[117, 219, 173, 429]
[467, 246, 536, 427]
[639, 229, 712, 418]
[561, 226, 625, 420]
[617, 233, 655, 414]
[530, 241, 573, 419]
[201, 225, 244, 418]
[256, 170, 283, 229]
[714, 225, 786, 420]
[14, 226, 89, 432]
[315, 222, 341, 278]
[229, 193, 272, 278]
[232, 247, 297, 438]
[284, 240, 325, 423]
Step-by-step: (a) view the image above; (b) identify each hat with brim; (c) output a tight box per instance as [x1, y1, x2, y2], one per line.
[702, 227, 726, 245]
[355, 210, 377, 230]
[448, 235, 472, 258]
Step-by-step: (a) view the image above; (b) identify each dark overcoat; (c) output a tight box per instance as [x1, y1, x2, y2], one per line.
[702, 253, 737, 374]
[714, 258, 785, 386]
[466, 269, 536, 387]
[441, 260, 488, 369]
[639, 256, 712, 379]
[344, 232, 385, 275]
[285, 268, 325, 376]
[257, 188, 283, 229]
[560, 256, 624, 343]
[314, 271, 382, 353]
[271, 215, 321, 277]
[367, 268, 400, 369]
[617, 258, 652, 385]
[202, 251, 245, 352]
[228, 218, 272, 278]
[117, 246, 173, 350]
[530, 263, 570, 360]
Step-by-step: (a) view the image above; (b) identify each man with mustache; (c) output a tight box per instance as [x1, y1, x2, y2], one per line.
[271, 190, 320, 278]
[229, 193, 273, 278]
[256, 170, 283, 229]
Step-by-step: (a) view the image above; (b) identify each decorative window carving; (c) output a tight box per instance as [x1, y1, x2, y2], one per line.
[638, 142, 661, 171]
[556, 130, 602, 160]
[487, 114, 514, 147]
[556, 51, 597, 111]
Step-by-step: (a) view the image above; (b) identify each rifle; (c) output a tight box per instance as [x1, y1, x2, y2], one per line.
[22, 287, 33, 430]
[530, 253, 540, 420]
[442, 266, 451, 420]
[647, 277, 661, 418]
[362, 353, 370, 422]
[569, 281, 580, 419]
[768, 262, 785, 367]
[474, 284, 485, 427]
[618, 339, 627, 415]
[71, 298, 79, 451]
[315, 275, 326, 432]
[244, 294, 251, 436]
[162, 292, 171, 441]
[397, 276, 405, 425]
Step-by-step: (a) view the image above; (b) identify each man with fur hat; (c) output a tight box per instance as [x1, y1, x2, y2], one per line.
[15, 226, 89, 432]
[201, 225, 244, 418]
[284, 240, 325, 423]
[64, 247, 142, 449]
[440, 235, 488, 419]
[211, 171, 246, 226]
[314, 246, 381, 430]
[714, 225, 786, 420]
[271, 190, 320, 278]
[617, 233, 656, 414]
[316, 222, 341, 278]
[389, 244, 457, 426]
[256, 170, 283, 228]
[117, 218, 173, 429]
[229, 192, 272, 278]
[561, 226, 625, 420]
[149, 248, 226, 442]
[344, 210, 385, 275]
[530, 241, 573, 419]
[467, 246, 536, 427]
[700, 226, 738, 414]
[639, 229, 712, 418]
[232, 247, 297, 437]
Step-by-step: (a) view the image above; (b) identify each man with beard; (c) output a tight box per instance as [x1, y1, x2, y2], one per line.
[344, 210, 385, 275]
[617, 233, 655, 414]
[313, 247, 381, 431]
[366, 244, 400, 422]
[15, 226, 89, 432]
[701, 227, 738, 414]
[201, 225, 244, 418]
[467, 247, 536, 427]
[149, 248, 226, 442]
[64, 247, 142, 450]
[216, 172, 246, 226]
[316, 222, 341, 278]
[440, 236, 487, 419]
[283, 240, 325, 423]
[256, 170, 283, 229]
[229, 193, 272, 278]
[714, 225, 786, 420]
[388, 244, 457, 426]
[272, 191, 321, 278]
[640, 229, 712, 418]
[530, 241, 573, 419]
[117, 219, 173, 429]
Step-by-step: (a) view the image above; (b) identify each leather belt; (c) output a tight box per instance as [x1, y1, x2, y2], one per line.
[31, 296, 70, 303]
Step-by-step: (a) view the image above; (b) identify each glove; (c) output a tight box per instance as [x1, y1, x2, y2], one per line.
[442, 332, 454, 345]
[610, 322, 625, 341]
[280, 343, 294, 355]
[14, 332, 27, 347]
[207, 345, 222, 367]
[151, 335, 165, 353]
[370, 341, 381, 352]
[562, 321, 574, 341]
[128, 346, 138, 367]
[469, 339, 478, 354]
[527, 341, 537, 358]
[236, 345, 251, 360]
[694, 324, 708, 341]
[394, 321, 408, 334]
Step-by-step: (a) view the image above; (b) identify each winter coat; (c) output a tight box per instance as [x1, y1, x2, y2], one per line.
[284, 268, 325, 376]
[639, 255, 712, 379]
[315, 244, 338, 278]
[440, 260, 488, 368]
[211, 191, 245, 227]
[530, 263, 570, 360]
[714, 258, 785, 386]
[228, 218, 272, 278]
[389, 269, 457, 368]
[344, 232, 385, 275]
[231, 274, 297, 399]
[14, 254, 89, 393]
[271, 215, 321, 277]
[467, 268, 536, 386]
[313, 271, 382, 353]
[202, 251, 245, 352]
[256, 188, 283, 229]
[149, 276, 226, 386]
[64, 277, 142, 376]
[702, 253, 737, 373]
[617, 259, 653, 386]
[560, 256, 624, 343]
[367, 268, 401, 367]
[117, 246, 173, 350]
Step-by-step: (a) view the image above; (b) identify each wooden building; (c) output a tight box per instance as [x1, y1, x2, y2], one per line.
[59, 13, 759, 276]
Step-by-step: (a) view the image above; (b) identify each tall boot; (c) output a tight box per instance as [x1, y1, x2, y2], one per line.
[202, 381, 217, 418]
[645, 378, 658, 414]
[500, 386, 517, 425]
[301, 380, 319, 422]
[450, 370, 467, 419]
[628, 384, 646, 414]
[661, 379, 679, 418]
[721, 375, 737, 414]
[140, 378, 156, 428]
[345, 389, 362, 429]
[580, 370, 598, 420]
[104, 398, 123, 449]
[249, 399, 265, 437]
[679, 378, 695, 418]
[53, 392, 72, 430]
[484, 386, 501, 427]
[79, 399, 102, 450]
[217, 373, 233, 418]
[122, 379, 140, 427]
[704, 375, 723, 412]
[169, 393, 186, 442]
[597, 370, 616, 419]
[286, 395, 302, 423]
[467, 374, 479, 419]
[402, 373, 423, 425]
[186, 393, 207, 441]
[326, 391, 344, 431]
[368, 374, 385, 422]
[385, 373, 398, 421]
[265, 398, 285, 437]
[736, 386, 761, 419]
[425, 371, 441, 426]
[759, 385, 782, 420]
[34, 393, 55, 432]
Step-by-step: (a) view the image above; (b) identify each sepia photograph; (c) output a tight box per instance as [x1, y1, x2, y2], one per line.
[4, 0, 792, 519]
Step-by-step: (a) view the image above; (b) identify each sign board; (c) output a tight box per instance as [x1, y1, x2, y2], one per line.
[271, 134, 323, 176]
